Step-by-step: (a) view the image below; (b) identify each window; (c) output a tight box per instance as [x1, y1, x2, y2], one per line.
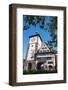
[46, 50, 49, 51]
[31, 56, 34, 58]
[39, 49, 43, 53]
[46, 57, 52, 60]
[37, 57, 41, 60]
[32, 45, 33, 47]
[48, 61, 53, 64]
[45, 47, 47, 49]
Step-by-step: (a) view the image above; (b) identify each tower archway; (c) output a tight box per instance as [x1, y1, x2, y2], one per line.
[37, 62, 43, 70]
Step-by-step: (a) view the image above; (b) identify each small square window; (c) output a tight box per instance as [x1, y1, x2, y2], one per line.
[32, 45, 33, 47]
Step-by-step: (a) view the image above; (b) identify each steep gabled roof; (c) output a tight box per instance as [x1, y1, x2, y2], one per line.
[29, 33, 42, 41]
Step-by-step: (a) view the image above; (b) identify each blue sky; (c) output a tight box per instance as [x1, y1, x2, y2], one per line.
[23, 15, 57, 59]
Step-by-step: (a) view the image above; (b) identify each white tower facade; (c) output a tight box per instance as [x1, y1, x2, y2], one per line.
[26, 34, 42, 61]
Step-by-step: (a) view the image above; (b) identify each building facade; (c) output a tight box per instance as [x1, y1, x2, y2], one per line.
[23, 33, 57, 73]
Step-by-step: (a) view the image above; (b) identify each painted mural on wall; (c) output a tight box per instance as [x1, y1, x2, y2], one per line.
[23, 15, 57, 74]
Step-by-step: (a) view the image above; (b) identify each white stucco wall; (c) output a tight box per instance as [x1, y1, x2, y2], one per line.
[27, 35, 42, 60]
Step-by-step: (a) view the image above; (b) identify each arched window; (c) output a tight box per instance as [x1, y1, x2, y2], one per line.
[37, 62, 43, 70]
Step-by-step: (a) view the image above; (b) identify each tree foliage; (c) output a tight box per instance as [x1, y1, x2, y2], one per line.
[23, 15, 57, 48]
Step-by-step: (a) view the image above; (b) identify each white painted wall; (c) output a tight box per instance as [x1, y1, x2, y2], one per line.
[27, 36, 37, 60]
[27, 35, 42, 60]
[0, 0, 68, 90]
[27, 44, 36, 60]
